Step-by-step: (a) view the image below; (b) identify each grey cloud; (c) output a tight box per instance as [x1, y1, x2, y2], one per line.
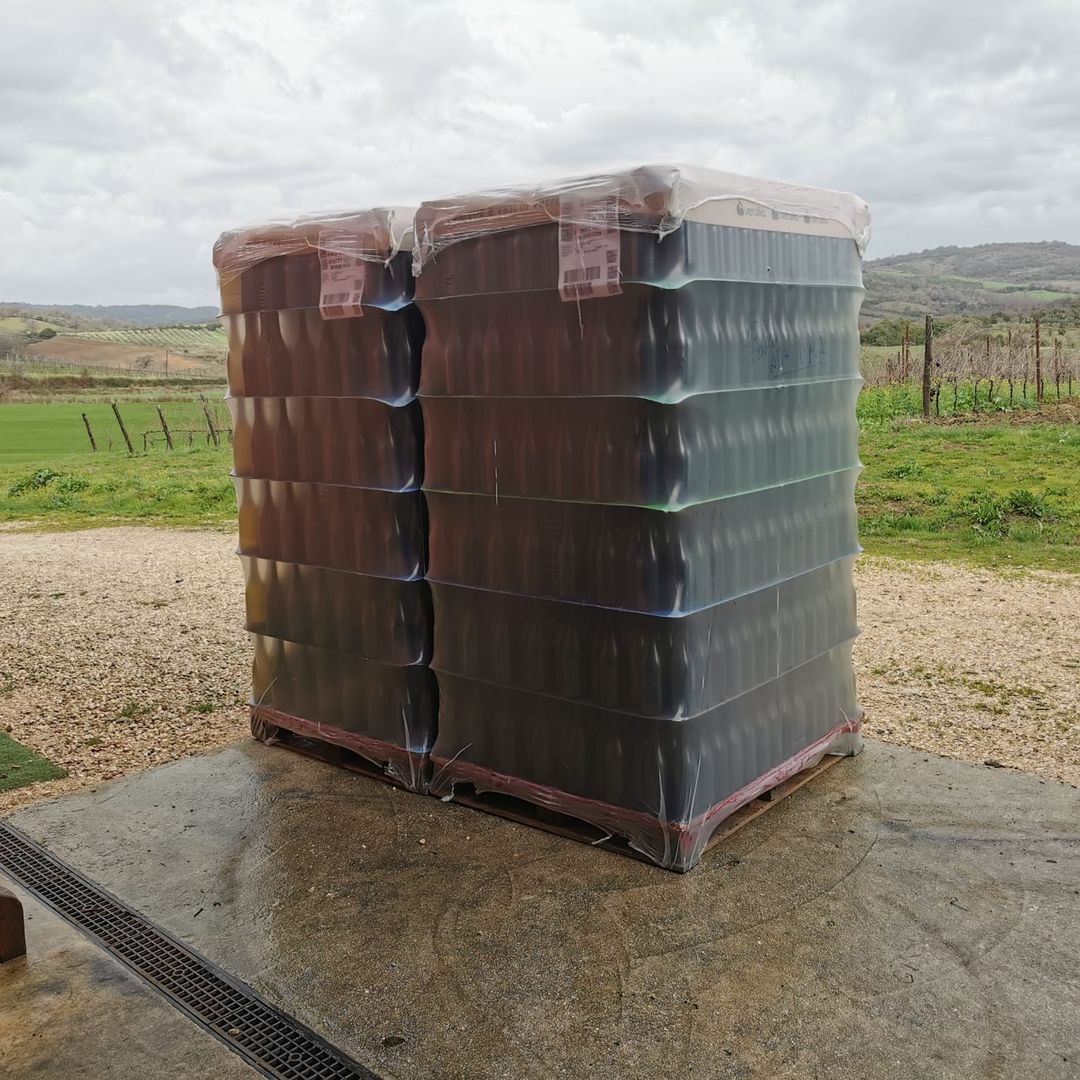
[1, 0, 1077, 304]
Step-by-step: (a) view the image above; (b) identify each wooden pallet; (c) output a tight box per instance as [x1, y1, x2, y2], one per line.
[703, 753, 842, 846]
[251, 709, 431, 793]
[444, 753, 845, 872]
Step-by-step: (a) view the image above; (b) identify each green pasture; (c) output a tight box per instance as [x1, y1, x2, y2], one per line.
[1, 391, 1078, 572]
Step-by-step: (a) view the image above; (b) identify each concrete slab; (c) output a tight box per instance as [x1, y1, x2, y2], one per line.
[0, 882, 255, 1078]
[4, 740, 1079, 1080]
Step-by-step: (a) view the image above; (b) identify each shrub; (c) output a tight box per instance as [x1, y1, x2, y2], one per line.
[8, 469, 89, 496]
[1003, 489, 1046, 519]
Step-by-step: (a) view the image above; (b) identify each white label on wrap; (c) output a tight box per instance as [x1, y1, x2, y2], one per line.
[558, 195, 621, 302]
[318, 229, 366, 319]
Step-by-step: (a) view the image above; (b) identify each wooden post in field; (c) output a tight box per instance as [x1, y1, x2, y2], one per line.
[111, 401, 134, 454]
[156, 406, 174, 449]
[902, 323, 910, 381]
[1054, 339, 1061, 400]
[922, 315, 934, 418]
[200, 394, 220, 448]
[1034, 316, 1043, 402]
[81, 412, 97, 451]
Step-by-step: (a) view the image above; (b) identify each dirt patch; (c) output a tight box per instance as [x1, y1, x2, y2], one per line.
[26, 337, 221, 375]
[927, 399, 1080, 426]
[0, 529, 1077, 812]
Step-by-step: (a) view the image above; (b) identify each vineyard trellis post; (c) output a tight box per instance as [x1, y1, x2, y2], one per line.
[199, 394, 220, 448]
[157, 406, 174, 450]
[1034, 316, 1043, 402]
[81, 413, 97, 452]
[922, 315, 934, 418]
[111, 401, 134, 455]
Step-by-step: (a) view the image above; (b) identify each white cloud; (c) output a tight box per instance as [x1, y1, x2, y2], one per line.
[1, 0, 1077, 304]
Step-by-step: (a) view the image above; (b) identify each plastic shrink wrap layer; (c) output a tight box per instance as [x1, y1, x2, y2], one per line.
[417, 165, 868, 865]
[214, 206, 434, 790]
[421, 380, 861, 508]
[431, 643, 861, 872]
[430, 557, 858, 719]
[425, 469, 861, 615]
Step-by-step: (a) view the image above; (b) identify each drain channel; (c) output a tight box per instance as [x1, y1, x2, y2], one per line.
[0, 822, 379, 1080]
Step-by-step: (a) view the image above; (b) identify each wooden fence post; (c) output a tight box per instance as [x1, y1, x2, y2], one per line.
[1034, 316, 1043, 403]
[199, 395, 220, 448]
[922, 315, 934, 418]
[156, 406, 174, 450]
[111, 401, 134, 454]
[81, 413, 97, 451]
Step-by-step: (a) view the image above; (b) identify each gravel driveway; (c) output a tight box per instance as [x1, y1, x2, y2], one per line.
[1, 527, 1077, 812]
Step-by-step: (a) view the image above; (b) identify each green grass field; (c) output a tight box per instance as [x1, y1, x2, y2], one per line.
[0, 730, 66, 794]
[0, 444, 236, 527]
[940, 275, 1077, 301]
[1, 391, 1079, 571]
[857, 420, 1080, 568]
[0, 400, 232, 462]
[0, 316, 66, 335]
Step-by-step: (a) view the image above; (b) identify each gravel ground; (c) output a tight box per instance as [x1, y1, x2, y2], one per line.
[854, 558, 1080, 786]
[0, 528, 246, 813]
[1, 528, 1077, 812]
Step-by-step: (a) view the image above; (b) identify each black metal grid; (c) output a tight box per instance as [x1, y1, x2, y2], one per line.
[0, 821, 379, 1080]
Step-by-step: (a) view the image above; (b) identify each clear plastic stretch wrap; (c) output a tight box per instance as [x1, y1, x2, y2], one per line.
[413, 163, 871, 273]
[215, 206, 435, 791]
[415, 164, 868, 869]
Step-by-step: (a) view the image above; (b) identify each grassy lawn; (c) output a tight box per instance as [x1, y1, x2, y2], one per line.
[0, 400, 230, 462]
[1, 392, 1078, 571]
[0, 445, 236, 528]
[0, 730, 66, 794]
[857, 420, 1080, 569]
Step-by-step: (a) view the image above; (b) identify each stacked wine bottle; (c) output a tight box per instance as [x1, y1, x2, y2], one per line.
[414, 167, 868, 868]
[214, 210, 435, 790]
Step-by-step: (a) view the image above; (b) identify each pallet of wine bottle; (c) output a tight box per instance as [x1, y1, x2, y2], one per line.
[214, 209, 436, 790]
[413, 166, 869, 867]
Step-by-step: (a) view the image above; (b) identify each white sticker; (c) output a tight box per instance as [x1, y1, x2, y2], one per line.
[558, 195, 622, 302]
[317, 229, 366, 319]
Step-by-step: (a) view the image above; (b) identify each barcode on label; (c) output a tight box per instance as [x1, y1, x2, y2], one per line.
[557, 194, 622, 303]
[562, 281, 620, 300]
[562, 265, 602, 284]
[318, 230, 366, 320]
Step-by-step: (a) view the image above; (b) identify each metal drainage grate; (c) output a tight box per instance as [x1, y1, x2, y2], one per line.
[0, 821, 379, 1080]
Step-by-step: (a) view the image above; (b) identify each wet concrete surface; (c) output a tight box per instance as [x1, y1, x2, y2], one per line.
[0, 881, 253, 1078]
[3, 739, 1079, 1079]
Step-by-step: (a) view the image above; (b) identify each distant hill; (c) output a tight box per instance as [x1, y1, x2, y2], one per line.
[0, 303, 218, 328]
[863, 242, 1080, 320]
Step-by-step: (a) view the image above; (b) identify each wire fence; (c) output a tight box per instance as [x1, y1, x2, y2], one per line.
[0, 350, 224, 380]
[861, 316, 1079, 416]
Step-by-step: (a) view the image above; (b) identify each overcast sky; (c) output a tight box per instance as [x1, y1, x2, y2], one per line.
[2, 0, 1078, 306]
